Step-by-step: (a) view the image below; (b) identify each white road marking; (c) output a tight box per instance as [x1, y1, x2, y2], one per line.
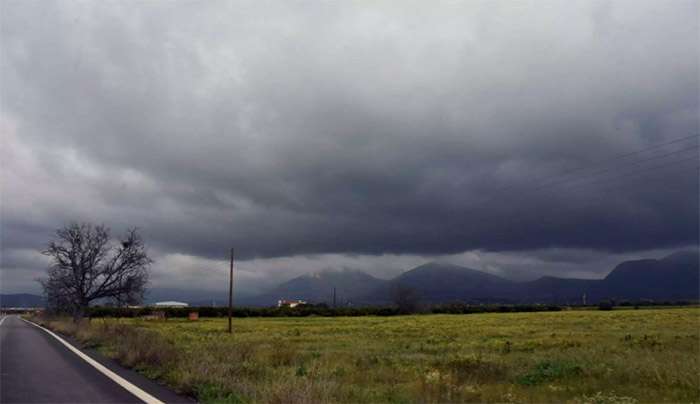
[21, 317, 164, 404]
[0, 316, 6, 327]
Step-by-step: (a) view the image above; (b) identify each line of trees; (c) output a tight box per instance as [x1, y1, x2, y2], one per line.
[83, 302, 567, 318]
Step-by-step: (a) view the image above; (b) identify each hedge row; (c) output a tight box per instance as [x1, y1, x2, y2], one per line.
[85, 303, 569, 318]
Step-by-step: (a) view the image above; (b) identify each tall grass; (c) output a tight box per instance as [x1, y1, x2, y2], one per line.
[35, 318, 178, 378]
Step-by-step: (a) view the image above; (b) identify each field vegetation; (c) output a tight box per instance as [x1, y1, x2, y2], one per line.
[34, 308, 700, 403]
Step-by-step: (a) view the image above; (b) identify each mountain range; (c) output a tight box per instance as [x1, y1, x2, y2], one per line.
[0, 293, 45, 308]
[3, 250, 697, 308]
[241, 250, 699, 306]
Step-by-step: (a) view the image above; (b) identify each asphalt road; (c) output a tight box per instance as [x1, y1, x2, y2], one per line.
[0, 315, 190, 403]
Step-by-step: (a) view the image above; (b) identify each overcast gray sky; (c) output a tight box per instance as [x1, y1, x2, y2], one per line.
[1, 0, 698, 295]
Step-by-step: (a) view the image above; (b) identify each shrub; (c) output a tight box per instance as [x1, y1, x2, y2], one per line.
[516, 360, 582, 386]
[34, 317, 178, 377]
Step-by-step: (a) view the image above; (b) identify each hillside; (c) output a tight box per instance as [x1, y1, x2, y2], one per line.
[599, 250, 699, 300]
[363, 262, 518, 304]
[242, 269, 388, 306]
[0, 293, 45, 308]
[520, 249, 699, 303]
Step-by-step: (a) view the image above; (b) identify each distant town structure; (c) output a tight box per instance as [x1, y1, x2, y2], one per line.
[153, 301, 189, 308]
[278, 299, 306, 308]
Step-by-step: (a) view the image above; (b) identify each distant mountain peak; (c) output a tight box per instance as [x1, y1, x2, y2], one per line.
[400, 261, 505, 279]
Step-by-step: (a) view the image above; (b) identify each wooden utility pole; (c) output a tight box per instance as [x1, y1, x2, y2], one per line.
[228, 248, 234, 333]
[333, 287, 337, 308]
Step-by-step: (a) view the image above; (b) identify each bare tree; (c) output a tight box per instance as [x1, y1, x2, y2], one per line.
[39, 223, 152, 320]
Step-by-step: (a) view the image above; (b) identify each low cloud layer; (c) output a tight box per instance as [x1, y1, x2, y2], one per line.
[1, 1, 698, 293]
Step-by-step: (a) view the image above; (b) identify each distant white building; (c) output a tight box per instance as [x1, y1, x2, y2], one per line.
[153, 301, 189, 308]
[278, 299, 306, 308]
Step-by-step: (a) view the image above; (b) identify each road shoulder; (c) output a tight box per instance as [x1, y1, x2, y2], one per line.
[22, 317, 196, 404]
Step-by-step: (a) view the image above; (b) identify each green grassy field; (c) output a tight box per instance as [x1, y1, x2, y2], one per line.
[41, 308, 700, 403]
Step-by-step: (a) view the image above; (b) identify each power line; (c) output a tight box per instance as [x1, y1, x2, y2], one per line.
[527, 168, 698, 228]
[525, 133, 699, 186]
[481, 169, 698, 245]
[458, 140, 698, 216]
[533, 144, 698, 190]
[483, 133, 699, 199]
[504, 156, 698, 218]
[432, 134, 699, 243]
[537, 153, 698, 193]
[446, 148, 698, 243]
[487, 162, 698, 240]
[607, 133, 699, 160]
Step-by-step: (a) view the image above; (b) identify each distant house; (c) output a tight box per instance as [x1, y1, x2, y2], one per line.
[277, 299, 306, 308]
[153, 301, 189, 308]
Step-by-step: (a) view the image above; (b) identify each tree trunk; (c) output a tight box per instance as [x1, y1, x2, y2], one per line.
[72, 304, 87, 323]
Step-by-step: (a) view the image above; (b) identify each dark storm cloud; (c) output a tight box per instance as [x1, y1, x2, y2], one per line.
[1, 1, 698, 292]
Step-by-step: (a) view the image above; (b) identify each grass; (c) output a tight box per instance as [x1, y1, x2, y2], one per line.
[35, 308, 700, 403]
